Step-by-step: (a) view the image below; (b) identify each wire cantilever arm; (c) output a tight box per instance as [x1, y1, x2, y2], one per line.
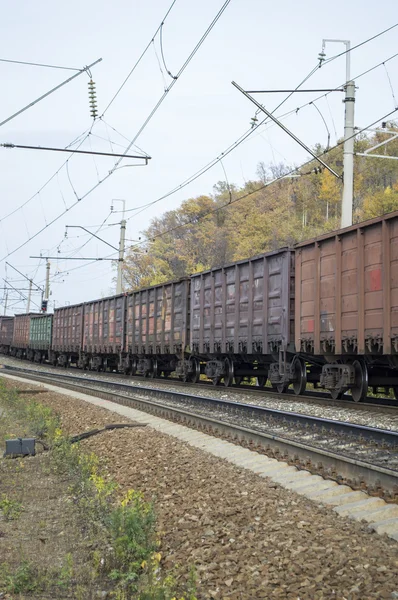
[65, 225, 119, 252]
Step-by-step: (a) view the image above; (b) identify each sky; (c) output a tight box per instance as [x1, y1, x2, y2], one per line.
[0, 0, 397, 313]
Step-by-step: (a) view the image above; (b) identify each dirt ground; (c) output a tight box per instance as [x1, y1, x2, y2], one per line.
[0, 384, 110, 599]
[1, 377, 398, 599]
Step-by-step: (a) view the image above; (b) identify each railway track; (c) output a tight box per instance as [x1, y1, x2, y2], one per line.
[1, 354, 398, 410]
[2, 364, 398, 501]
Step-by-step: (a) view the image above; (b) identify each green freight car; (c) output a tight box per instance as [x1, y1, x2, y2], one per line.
[28, 314, 53, 362]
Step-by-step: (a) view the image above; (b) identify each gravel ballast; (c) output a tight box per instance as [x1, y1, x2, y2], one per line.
[2, 376, 398, 599]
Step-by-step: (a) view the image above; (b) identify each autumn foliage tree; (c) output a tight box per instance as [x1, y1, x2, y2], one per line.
[122, 124, 398, 290]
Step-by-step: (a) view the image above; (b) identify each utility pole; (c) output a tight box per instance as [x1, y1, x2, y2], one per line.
[3, 286, 8, 316]
[26, 279, 32, 313]
[43, 259, 50, 313]
[319, 39, 354, 227]
[115, 200, 126, 295]
[341, 80, 356, 227]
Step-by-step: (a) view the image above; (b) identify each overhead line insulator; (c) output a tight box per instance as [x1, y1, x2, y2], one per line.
[88, 79, 98, 119]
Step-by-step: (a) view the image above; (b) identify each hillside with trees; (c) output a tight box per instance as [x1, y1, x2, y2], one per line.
[122, 124, 398, 290]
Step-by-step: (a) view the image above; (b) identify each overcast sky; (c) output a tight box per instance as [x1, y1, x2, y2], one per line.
[1, 0, 397, 313]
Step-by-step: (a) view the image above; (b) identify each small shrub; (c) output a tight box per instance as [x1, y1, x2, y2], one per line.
[0, 493, 24, 521]
[0, 561, 42, 594]
[109, 490, 156, 587]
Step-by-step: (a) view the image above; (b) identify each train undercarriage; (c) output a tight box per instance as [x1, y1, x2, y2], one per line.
[3, 346, 398, 403]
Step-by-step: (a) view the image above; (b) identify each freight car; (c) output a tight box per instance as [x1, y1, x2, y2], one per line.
[51, 303, 84, 367]
[188, 249, 297, 389]
[121, 278, 190, 378]
[0, 316, 14, 354]
[293, 210, 398, 402]
[80, 294, 124, 371]
[10, 313, 41, 359]
[28, 314, 53, 363]
[3, 210, 398, 403]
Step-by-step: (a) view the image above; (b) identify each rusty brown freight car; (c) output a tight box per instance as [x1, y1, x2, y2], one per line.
[0, 316, 14, 353]
[190, 249, 297, 388]
[52, 303, 84, 366]
[121, 279, 190, 378]
[81, 295, 125, 371]
[295, 210, 398, 401]
[11, 313, 40, 358]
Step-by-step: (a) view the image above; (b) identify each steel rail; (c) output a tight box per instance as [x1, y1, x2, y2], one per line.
[2, 366, 398, 498]
[2, 365, 397, 446]
[2, 356, 397, 410]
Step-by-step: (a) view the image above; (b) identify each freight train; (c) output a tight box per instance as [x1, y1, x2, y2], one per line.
[1, 210, 398, 403]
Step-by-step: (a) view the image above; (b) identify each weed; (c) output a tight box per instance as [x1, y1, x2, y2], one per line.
[0, 493, 24, 521]
[108, 489, 156, 587]
[56, 552, 74, 589]
[0, 560, 42, 594]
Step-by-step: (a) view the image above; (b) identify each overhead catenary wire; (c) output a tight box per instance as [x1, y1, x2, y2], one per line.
[0, 58, 102, 128]
[2, 21, 396, 271]
[321, 22, 398, 68]
[0, 126, 93, 223]
[101, 0, 178, 115]
[0, 57, 81, 71]
[130, 106, 398, 247]
[0, 1, 232, 263]
[114, 40, 398, 220]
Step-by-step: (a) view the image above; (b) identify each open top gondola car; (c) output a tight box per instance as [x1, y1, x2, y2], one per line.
[0, 316, 14, 355]
[295, 209, 398, 401]
[0, 317, 14, 354]
[189, 249, 296, 388]
[28, 313, 53, 363]
[80, 294, 125, 371]
[51, 303, 84, 367]
[10, 313, 41, 359]
[121, 278, 190, 378]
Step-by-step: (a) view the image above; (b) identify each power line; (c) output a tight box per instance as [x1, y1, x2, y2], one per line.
[0, 126, 92, 224]
[102, 0, 178, 115]
[322, 22, 398, 67]
[0, 57, 81, 71]
[0, 57, 102, 128]
[132, 107, 398, 247]
[0, 0, 232, 264]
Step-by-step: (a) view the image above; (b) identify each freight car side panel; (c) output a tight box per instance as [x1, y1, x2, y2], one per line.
[0, 317, 14, 347]
[125, 279, 190, 355]
[12, 314, 38, 349]
[296, 211, 398, 355]
[191, 249, 294, 355]
[83, 295, 125, 354]
[52, 305, 84, 352]
[29, 314, 53, 350]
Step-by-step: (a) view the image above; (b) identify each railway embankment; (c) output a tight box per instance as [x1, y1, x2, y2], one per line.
[1, 376, 398, 599]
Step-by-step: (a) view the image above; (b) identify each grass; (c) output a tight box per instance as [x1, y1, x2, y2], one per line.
[0, 378, 197, 599]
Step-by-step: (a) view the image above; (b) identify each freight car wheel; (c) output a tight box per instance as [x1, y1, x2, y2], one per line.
[190, 358, 200, 384]
[149, 359, 159, 379]
[351, 360, 368, 403]
[393, 387, 398, 401]
[292, 358, 307, 396]
[213, 377, 221, 386]
[224, 358, 234, 387]
[330, 390, 344, 400]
